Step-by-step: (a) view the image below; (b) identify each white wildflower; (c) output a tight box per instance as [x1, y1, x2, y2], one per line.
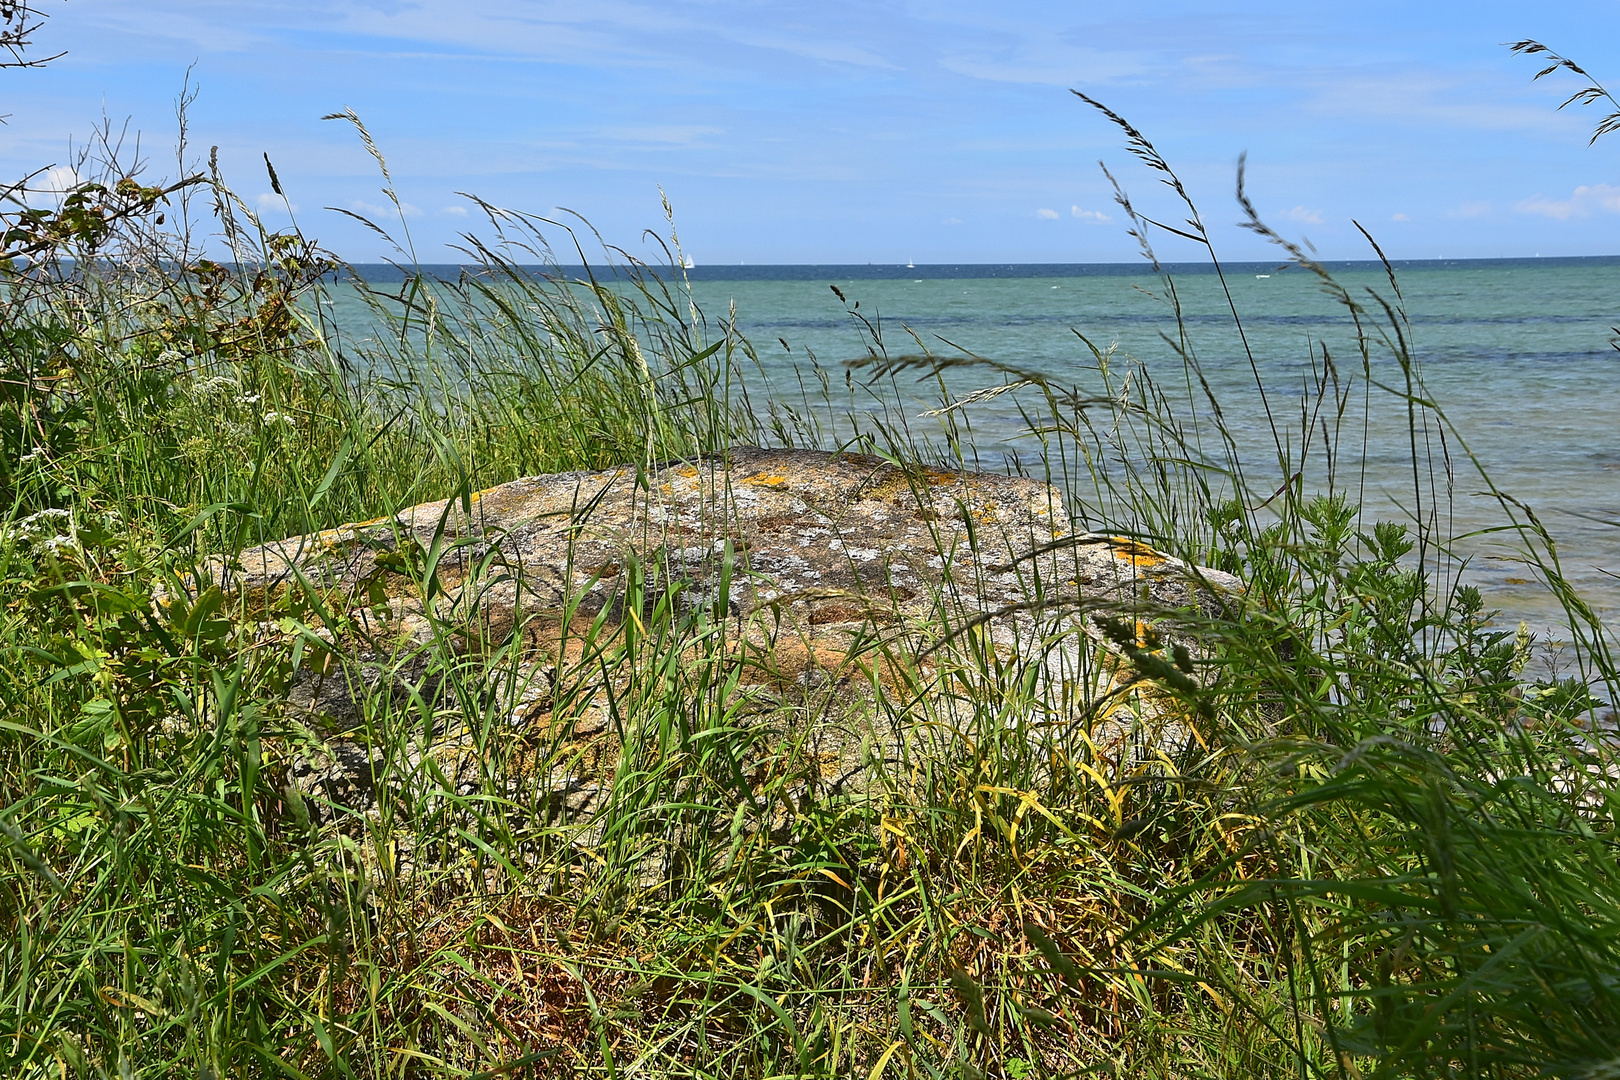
[1, 508, 77, 554]
[15, 508, 71, 536]
[191, 375, 241, 398]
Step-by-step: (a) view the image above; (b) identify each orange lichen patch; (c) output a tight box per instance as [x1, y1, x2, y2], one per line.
[673, 464, 699, 478]
[743, 472, 788, 487]
[861, 475, 915, 503]
[863, 468, 962, 502]
[311, 526, 364, 548]
[479, 607, 626, 665]
[1099, 649, 1142, 689]
[522, 701, 621, 779]
[464, 483, 508, 506]
[808, 599, 902, 626]
[730, 632, 925, 697]
[1109, 537, 1165, 567]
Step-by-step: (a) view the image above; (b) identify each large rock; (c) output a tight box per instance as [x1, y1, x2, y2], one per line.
[207, 447, 1240, 821]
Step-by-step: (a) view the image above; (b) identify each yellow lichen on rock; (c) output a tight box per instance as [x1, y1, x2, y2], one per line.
[1109, 537, 1166, 568]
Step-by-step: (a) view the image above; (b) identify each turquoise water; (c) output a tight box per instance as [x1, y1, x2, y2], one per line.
[336, 259, 1620, 639]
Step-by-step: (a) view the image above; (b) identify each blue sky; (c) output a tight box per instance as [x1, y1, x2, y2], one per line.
[9, 1, 1620, 263]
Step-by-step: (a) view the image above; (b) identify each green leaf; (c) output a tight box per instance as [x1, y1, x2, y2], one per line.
[308, 435, 354, 513]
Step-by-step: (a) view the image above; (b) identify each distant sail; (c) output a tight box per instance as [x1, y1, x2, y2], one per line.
[683, 255, 695, 269]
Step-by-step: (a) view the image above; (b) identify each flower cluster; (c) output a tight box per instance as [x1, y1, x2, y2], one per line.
[5, 506, 121, 558]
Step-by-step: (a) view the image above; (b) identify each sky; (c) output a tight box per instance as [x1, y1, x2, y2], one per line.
[6, 0, 1620, 264]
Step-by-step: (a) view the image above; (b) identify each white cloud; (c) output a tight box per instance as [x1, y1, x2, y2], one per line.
[1071, 205, 1111, 223]
[1391, 212, 1410, 222]
[441, 205, 469, 217]
[1453, 200, 1492, 219]
[1277, 205, 1323, 225]
[349, 198, 423, 219]
[942, 216, 963, 225]
[1036, 207, 1060, 220]
[28, 167, 92, 209]
[43, 166, 81, 194]
[1515, 183, 1620, 220]
[256, 192, 300, 214]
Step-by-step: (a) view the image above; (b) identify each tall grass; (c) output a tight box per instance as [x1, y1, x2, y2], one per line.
[0, 104, 1616, 1080]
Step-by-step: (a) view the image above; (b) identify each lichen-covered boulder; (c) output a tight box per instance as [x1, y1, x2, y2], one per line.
[206, 447, 1240, 819]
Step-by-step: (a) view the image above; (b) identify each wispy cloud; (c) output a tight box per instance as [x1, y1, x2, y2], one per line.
[723, 30, 898, 70]
[605, 124, 725, 146]
[1304, 70, 1575, 134]
[350, 198, 423, 219]
[74, 1, 265, 51]
[256, 192, 299, 214]
[1515, 184, 1620, 220]
[89, 1, 903, 75]
[38, 0, 1620, 263]
[939, 39, 1151, 87]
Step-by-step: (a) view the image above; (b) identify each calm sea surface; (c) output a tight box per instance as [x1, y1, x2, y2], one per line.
[337, 258, 1620, 639]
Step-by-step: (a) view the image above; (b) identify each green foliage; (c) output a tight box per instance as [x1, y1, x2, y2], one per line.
[0, 103, 1616, 1080]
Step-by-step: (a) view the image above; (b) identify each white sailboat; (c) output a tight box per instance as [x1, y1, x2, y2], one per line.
[682, 255, 695, 269]
[906, 257, 915, 268]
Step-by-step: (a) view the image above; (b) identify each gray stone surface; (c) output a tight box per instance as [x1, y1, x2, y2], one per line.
[204, 447, 1240, 824]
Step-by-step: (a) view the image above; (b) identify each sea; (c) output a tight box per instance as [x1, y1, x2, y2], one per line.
[335, 257, 1620, 645]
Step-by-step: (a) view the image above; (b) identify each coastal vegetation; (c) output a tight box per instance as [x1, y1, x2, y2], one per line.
[3, 39, 1620, 1080]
